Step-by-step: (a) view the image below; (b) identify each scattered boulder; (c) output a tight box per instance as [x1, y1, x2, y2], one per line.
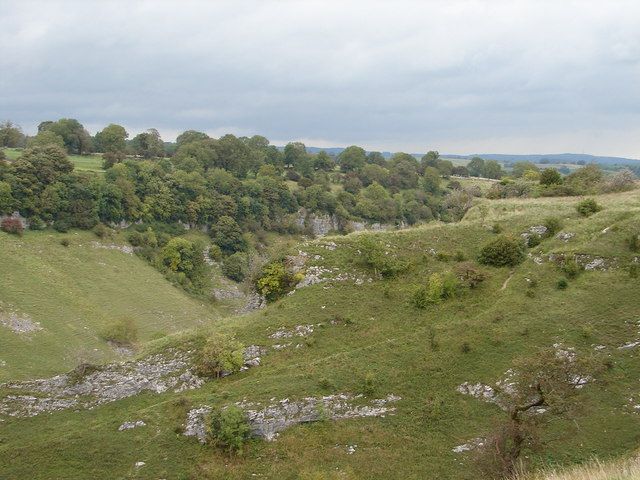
[91, 242, 134, 255]
[556, 232, 575, 242]
[452, 437, 486, 454]
[0, 310, 42, 334]
[118, 420, 146, 431]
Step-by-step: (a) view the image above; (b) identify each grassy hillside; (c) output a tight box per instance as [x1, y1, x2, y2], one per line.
[0, 230, 221, 380]
[1, 190, 640, 479]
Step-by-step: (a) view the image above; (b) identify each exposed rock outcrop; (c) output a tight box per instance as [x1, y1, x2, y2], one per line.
[184, 393, 401, 443]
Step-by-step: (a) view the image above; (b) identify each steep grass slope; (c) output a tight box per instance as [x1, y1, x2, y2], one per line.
[0, 230, 220, 380]
[1, 190, 640, 479]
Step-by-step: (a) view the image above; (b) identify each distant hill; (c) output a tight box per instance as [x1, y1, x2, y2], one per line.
[300, 147, 640, 166]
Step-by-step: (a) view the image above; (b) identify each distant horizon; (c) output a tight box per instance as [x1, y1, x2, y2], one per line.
[6, 120, 640, 163]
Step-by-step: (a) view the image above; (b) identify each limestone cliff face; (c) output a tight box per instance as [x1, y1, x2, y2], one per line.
[295, 208, 400, 237]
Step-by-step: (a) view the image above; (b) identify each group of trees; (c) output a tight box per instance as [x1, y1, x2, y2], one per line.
[1, 120, 472, 234]
[0, 119, 167, 160]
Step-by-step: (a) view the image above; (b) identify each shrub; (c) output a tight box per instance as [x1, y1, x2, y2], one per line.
[453, 250, 466, 262]
[491, 223, 503, 234]
[460, 342, 471, 353]
[442, 273, 460, 299]
[92, 223, 110, 238]
[629, 263, 639, 279]
[412, 285, 430, 309]
[1, 217, 23, 236]
[543, 217, 562, 237]
[222, 252, 248, 282]
[603, 168, 636, 193]
[556, 278, 569, 290]
[53, 219, 70, 232]
[361, 372, 377, 396]
[627, 233, 640, 253]
[561, 259, 581, 279]
[454, 262, 486, 288]
[60, 238, 70, 247]
[195, 333, 244, 378]
[478, 235, 526, 267]
[426, 273, 445, 304]
[539, 168, 563, 186]
[576, 198, 602, 217]
[28, 216, 45, 230]
[527, 233, 542, 248]
[207, 405, 251, 454]
[100, 317, 138, 345]
[255, 261, 302, 302]
[356, 235, 407, 278]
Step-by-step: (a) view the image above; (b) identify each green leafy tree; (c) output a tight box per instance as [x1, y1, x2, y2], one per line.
[0, 121, 25, 147]
[511, 162, 539, 178]
[95, 124, 128, 154]
[483, 160, 504, 179]
[313, 150, 335, 171]
[256, 262, 302, 301]
[196, 333, 245, 378]
[211, 215, 246, 253]
[27, 130, 66, 149]
[467, 157, 485, 177]
[356, 182, 397, 222]
[39, 118, 92, 154]
[131, 128, 164, 158]
[338, 145, 367, 172]
[366, 151, 387, 166]
[176, 130, 210, 147]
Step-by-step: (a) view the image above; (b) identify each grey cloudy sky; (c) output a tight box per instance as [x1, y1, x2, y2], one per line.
[1, 0, 640, 156]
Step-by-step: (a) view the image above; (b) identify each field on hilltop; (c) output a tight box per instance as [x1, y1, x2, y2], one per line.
[1, 189, 640, 479]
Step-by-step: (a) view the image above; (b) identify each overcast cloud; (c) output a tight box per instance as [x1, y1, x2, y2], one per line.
[1, 0, 639, 156]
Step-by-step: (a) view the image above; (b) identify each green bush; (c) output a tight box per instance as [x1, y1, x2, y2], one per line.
[361, 372, 377, 396]
[478, 235, 526, 267]
[60, 238, 70, 247]
[356, 235, 407, 278]
[195, 333, 244, 378]
[92, 223, 110, 238]
[627, 233, 640, 253]
[100, 317, 138, 346]
[561, 259, 581, 279]
[255, 262, 302, 302]
[491, 223, 503, 234]
[527, 233, 542, 247]
[543, 217, 563, 237]
[28, 217, 45, 230]
[576, 198, 602, 217]
[629, 263, 639, 279]
[222, 252, 248, 282]
[207, 405, 251, 454]
[412, 285, 430, 309]
[53, 219, 70, 233]
[556, 278, 569, 290]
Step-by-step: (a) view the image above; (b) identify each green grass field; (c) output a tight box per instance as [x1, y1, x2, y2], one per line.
[1, 190, 640, 479]
[2, 148, 105, 172]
